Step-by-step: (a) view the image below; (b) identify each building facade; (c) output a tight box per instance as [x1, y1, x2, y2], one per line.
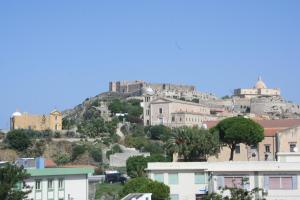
[234, 77, 280, 99]
[10, 110, 62, 131]
[143, 96, 215, 127]
[147, 158, 300, 200]
[25, 168, 93, 200]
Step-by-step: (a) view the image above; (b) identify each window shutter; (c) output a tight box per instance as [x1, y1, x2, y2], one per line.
[292, 176, 298, 190]
[264, 176, 269, 190]
[217, 176, 224, 189]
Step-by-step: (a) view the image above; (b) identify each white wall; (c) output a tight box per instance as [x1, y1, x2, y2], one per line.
[26, 174, 88, 200]
[149, 170, 300, 200]
[149, 171, 207, 200]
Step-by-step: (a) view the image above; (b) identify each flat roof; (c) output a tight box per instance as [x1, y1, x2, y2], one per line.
[27, 168, 94, 176]
[147, 161, 300, 172]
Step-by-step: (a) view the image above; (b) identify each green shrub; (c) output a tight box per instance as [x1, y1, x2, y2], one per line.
[5, 130, 32, 151]
[119, 177, 170, 200]
[90, 148, 102, 162]
[71, 145, 86, 161]
[54, 153, 71, 166]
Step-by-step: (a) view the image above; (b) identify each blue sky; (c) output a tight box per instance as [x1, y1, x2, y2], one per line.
[0, 1, 300, 129]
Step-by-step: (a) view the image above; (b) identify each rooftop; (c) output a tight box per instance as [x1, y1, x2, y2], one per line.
[27, 167, 94, 176]
[147, 161, 300, 172]
[203, 119, 300, 134]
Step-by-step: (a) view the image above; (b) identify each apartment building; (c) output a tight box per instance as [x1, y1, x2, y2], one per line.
[147, 153, 300, 200]
[16, 157, 94, 200]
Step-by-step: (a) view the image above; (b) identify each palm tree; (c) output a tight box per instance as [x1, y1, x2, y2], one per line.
[165, 127, 220, 161]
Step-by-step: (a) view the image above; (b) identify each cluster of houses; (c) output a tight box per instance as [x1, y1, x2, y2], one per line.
[5, 78, 300, 200]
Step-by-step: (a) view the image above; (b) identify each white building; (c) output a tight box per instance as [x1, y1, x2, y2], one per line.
[147, 153, 300, 200]
[22, 165, 93, 200]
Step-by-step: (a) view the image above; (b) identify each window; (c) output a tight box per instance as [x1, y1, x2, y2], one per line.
[290, 143, 297, 152]
[224, 177, 243, 188]
[170, 194, 179, 200]
[55, 116, 58, 120]
[159, 117, 163, 125]
[172, 116, 175, 122]
[55, 124, 58, 130]
[154, 173, 164, 183]
[146, 109, 150, 116]
[159, 108, 163, 114]
[265, 145, 271, 153]
[35, 180, 41, 190]
[146, 120, 150, 125]
[195, 173, 206, 184]
[269, 176, 295, 190]
[168, 173, 178, 185]
[235, 144, 241, 154]
[48, 179, 53, 189]
[58, 179, 64, 189]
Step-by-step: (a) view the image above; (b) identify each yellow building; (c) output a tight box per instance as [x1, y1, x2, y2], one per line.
[10, 109, 62, 131]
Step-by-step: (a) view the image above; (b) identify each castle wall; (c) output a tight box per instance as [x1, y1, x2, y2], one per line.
[11, 111, 62, 131]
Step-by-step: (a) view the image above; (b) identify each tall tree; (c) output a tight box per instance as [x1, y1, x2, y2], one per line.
[0, 164, 31, 200]
[213, 117, 264, 161]
[166, 127, 220, 161]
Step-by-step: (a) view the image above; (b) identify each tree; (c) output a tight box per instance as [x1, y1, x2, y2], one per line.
[5, 130, 32, 151]
[166, 127, 220, 161]
[119, 177, 170, 200]
[148, 125, 172, 141]
[0, 164, 31, 200]
[62, 118, 75, 130]
[213, 117, 264, 161]
[126, 155, 167, 178]
[108, 99, 125, 114]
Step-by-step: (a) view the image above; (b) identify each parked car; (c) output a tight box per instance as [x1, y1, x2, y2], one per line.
[105, 170, 127, 184]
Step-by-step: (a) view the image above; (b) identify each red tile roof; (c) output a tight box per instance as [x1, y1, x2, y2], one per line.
[204, 119, 300, 129]
[45, 159, 57, 168]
